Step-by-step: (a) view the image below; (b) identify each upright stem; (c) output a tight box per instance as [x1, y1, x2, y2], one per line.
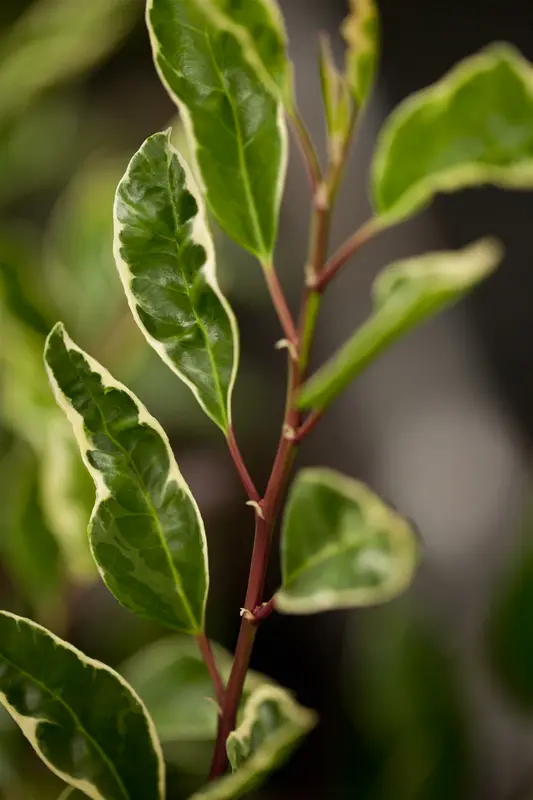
[209, 108, 371, 780]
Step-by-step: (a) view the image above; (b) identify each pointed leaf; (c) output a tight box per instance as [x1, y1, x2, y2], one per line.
[147, 0, 287, 260]
[372, 44, 533, 227]
[122, 636, 267, 743]
[190, 686, 316, 799]
[114, 131, 238, 432]
[276, 468, 418, 615]
[342, 0, 379, 107]
[299, 239, 501, 412]
[0, 610, 164, 800]
[44, 323, 208, 634]
[318, 35, 351, 150]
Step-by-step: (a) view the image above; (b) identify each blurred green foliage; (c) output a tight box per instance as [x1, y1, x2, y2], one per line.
[1, 1, 533, 798]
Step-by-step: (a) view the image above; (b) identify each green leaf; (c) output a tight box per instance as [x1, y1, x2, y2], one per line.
[44, 322, 209, 634]
[114, 130, 239, 432]
[0, 610, 164, 800]
[122, 636, 266, 744]
[0, 0, 138, 122]
[488, 502, 533, 711]
[372, 44, 533, 227]
[45, 156, 127, 342]
[276, 468, 418, 615]
[40, 419, 97, 582]
[0, 443, 64, 623]
[343, 606, 471, 800]
[318, 35, 351, 152]
[190, 685, 316, 800]
[147, 0, 287, 261]
[298, 239, 501, 412]
[342, 0, 379, 108]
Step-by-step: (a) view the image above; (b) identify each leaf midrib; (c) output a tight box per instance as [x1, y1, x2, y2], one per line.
[163, 145, 228, 427]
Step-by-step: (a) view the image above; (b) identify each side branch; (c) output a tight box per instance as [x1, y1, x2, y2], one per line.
[196, 633, 225, 709]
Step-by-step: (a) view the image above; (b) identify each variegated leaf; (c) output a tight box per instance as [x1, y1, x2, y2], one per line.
[342, 0, 379, 107]
[299, 239, 501, 412]
[114, 130, 238, 432]
[0, 611, 165, 800]
[147, 0, 287, 261]
[276, 468, 418, 614]
[190, 686, 315, 799]
[44, 323, 208, 634]
[372, 44, 533, 227]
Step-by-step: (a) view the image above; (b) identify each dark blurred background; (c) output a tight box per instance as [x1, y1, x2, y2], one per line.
[2, 0, 533, 798]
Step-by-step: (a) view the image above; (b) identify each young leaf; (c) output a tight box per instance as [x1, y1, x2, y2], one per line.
[298, 239, 501, 412]
[44, 323, 209, 634]
[342, 0, 379, 108]
[276, 468, 418, 615]
[0, 610, 165, 800]
[114, 131, 238, 432]
[122, 636, 267, 743]
[318, 35, 351, 154]
[190, 686, 316, 799]
[372, 44, 533, 227]
[147, 0, 287, 261]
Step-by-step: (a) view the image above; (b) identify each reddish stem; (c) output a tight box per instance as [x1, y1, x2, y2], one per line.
[294, 409, 322, 443]
[315, 219, 376, 292]
[227, 426, 260, 503]
[263, 265, 299, 348]
[196, 633, 225, 709]
[252, 597, 275, 623]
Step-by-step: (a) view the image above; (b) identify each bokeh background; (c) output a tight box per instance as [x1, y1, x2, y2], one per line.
[1, 0, 533, 797]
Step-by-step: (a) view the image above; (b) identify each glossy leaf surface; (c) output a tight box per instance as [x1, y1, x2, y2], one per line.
[0, 611, 164, 800]
[191, 686, 316, 799]
[299, 239, 501, 412]
[276, 468, 418, 614]
[195, 0, 290, 100]
[342, 0, 379, 107]
[122, 636, 266, 743]
[114, 131, 238, 431]
[44, 323, 208, 633]
[372, 45, 533, 226]
[147, 0, 287, 260]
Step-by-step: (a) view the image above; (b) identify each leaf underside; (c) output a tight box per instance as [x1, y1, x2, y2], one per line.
[44, 323, 208, 634]
[114, 130, 238, 432]
[276, 467, 419, 614]
[0, 610, 164, 800]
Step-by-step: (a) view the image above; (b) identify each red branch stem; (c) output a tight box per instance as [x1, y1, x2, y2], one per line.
[227, 426, 260, 503]
[196, 633, 225, 709]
